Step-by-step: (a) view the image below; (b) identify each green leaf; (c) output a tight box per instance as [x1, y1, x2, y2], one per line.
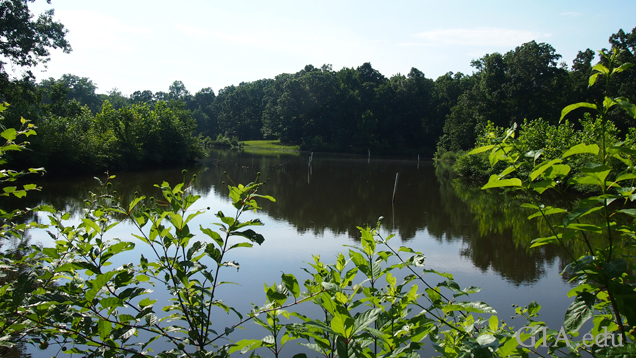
[579, 164, 611, 185]
[604, 96, 617, 109]
[86, 271, 116, 302]
[12, 190, 26, 198]
[398, 246, 418, 253]
[438, 280, 461, 293]
[617, 208, 636, 217]
[560, 102, 597, 121]
[569, 175, 601, 186]
[562, 143, 600, 158]
[281, 273, 300, 299]
[527, 206, 567, 220]
[331, 314, 355, 338]
[564, 293, 594, 332]
[467, 145, 496, 155]
[423, 268, 454, 280]
[589, 72, 601, 87]
[114, 270, 134, 287]
[23, 184, 37, 190]
[612, 62, 633, 74]
[352, 308, 381, 336]
[593, 63, 609, 75]
[529, 179, 555, 194]
[229, 339, 262, 354]
[567, 223, 603, 234]
[488, 315, 499, 332]
[99, 297, 123, 309]
[349, 250, 370, 276]
[228, 242, 253, 250]
[615, 173, 636, 183]
[128, 196, 146, 214]
[488, 147, 507, 167]
[426, 287, 442, 303]
[359, 226, 375, 256]
[499, 163, 521, 178]
[252, 194, 276, 202]
[200, 226, 224, 247]
[98, 320, 112, 340]
[442, 301, 496, 314]
[1, 128, 16, 141]
[603, 259, 627, 279]
[595, 344, 636, 358]
[476, 334, 497, 347]
[81, 218, 102, 234]
[527, 301, 541, 316]
[544, 164, 571, 179]
[615, 97, 636, 118]
[530, 235, 560, 248]
[234, 229, 265, 245]
[481, 175, 522, 189]
[205, 244, 222, 263]
[529, 159, 562, 182]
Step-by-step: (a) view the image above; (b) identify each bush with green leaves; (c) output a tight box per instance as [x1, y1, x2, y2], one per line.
[454, 112, 634, 181]
[466, 48, 636, 356]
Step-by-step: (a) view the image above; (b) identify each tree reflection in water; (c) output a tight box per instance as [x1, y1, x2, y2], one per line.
[10, 149, 577, 288]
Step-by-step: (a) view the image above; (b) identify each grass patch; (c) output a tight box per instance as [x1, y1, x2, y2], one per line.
[242, 140, 299, 151]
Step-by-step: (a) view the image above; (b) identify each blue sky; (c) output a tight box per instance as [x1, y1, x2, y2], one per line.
[27, 0, 636, 96]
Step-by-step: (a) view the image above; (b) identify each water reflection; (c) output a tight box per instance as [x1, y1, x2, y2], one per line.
[6, 149, 573, 287]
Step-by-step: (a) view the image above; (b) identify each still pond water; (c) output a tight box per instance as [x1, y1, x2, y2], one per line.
[18, 149, 575, 356]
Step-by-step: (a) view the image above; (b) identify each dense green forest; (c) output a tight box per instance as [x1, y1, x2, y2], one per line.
[1, 0, 635, 173]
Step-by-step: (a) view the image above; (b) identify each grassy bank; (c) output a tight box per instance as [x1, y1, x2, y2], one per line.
[241, 140, 300, 151]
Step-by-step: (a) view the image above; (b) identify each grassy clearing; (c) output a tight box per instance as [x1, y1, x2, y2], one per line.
[241, 140, 300, 151]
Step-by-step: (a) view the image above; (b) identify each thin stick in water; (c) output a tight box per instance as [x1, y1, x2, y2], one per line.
[392, 173, 399, 203]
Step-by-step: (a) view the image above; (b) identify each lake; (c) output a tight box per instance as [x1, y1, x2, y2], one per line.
[13, 148, 575, 357]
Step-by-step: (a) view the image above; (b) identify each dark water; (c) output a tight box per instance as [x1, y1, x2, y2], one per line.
[11, 149, 576, 357]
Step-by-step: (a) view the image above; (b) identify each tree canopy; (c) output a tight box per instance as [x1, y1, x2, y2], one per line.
[0, 0, 70, 74]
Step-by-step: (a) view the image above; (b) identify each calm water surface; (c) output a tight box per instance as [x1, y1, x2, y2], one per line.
[16, 149, 575, 357]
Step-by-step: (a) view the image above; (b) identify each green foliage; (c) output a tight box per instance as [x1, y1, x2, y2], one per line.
[212, 133, 240, 148]
[468, 48, 636, 355]
[26, 100, 206, 173]
[437, 41, 571, 154]
[242, 139, 300, 151]
[454, 114, 632, 180]
[1, 172, 278, 357]
[236, 221, 524, 358]
[0, 104, 44, 241]
[0, 0, 71, 72]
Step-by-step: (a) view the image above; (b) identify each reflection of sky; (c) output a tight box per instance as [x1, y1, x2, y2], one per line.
[27, 179, 574, 357]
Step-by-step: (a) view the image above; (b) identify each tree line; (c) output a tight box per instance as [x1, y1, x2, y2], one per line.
[0, 0, 635, 173]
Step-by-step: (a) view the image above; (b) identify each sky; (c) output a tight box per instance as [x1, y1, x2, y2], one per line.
[24, 0, 636, 97]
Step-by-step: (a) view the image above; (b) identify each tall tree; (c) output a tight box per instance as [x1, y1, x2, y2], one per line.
[0, 0, 71, 75]
[189, 87, 217, 138]
[168, 80, 191, 101]
[0, 0, 70, 125]
[438, 41, 569, 152]
[130, 90, 154, 104]
[39, 74, 101, 113]
[606, 27, 636, 131]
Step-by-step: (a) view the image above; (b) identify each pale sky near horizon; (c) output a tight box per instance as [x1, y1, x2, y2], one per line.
[21, 0, 636, 96]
